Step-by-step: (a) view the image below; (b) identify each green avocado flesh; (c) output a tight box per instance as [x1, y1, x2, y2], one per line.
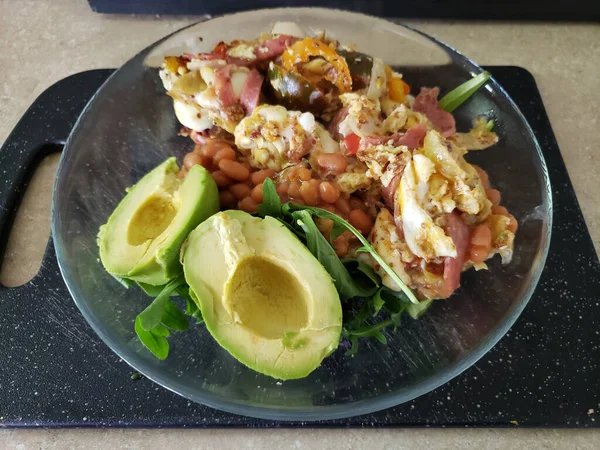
[182, 210, 343, 380]
[98, 158, 218, 286]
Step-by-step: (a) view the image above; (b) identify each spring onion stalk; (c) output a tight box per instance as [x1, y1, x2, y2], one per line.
[439, 71, 492, 113]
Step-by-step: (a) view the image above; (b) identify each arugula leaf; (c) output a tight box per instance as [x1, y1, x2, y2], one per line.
[439, 71, 492, 113]
[177, 285, 203, 324]
[291, 210, 376, 300]
[135, 316, 170, 360]
[372, 289, 385, 316]
[161, 300, 189, 331]
[257, 179, 282, 218]
[286, 204, 419, 304]
[341, 259, 380, 287]
[341, 259, 380, 298]
[111, 274, 133, 289]
[137, 274, 186, 331]
[406, 299, 434, 319]
[136, 281, 165, 297]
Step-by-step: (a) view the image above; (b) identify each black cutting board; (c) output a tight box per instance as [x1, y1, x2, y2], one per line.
[0, 66, 598, 427]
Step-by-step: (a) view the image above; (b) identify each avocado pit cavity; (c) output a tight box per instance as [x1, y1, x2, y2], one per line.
[127, 193, 178, 246]
[225, 256, 309, 339]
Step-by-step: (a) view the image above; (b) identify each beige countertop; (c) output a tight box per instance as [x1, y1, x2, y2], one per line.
[1, 0, 599, 447]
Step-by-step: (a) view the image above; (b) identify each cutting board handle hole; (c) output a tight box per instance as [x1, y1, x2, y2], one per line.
[0, 151, 62, 287]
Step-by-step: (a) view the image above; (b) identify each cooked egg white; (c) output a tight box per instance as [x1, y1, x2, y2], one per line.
[173, 100, 213, 132]
[398, 157, 457, 260]
[338, 93, 382, 137]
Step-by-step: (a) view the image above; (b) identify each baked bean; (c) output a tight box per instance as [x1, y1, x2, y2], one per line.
[177, 169, 188, 180]
[292, 198, 305, 206]
[470, 225, 492, 247]
[193, 144, 203, 154]
[300, 180, 319, 206]
[316, 153, 347, 175]
[229, 183, 251, 200]
[319, 181, 340, 204]
[297, 167, 312, 181]
[251, 184, 264, 203]
[213, 147, 236, 166]
[218, 159, 250, 181]
[349, 209, 374, 235]
[219, 190, 237, 208]
[335, 196, 351, 215]
[506, 214, 519, 233]
[183, 152, 204, 170]
[239, 197, 258, 213]
[212, 170, 233, 188]
[288, 181, 302, 199]
[201, 140, 229, 159]
[251, 169, 276, 185]
[241, 160, 252, 171]
[278, 193, 291, 204]
[473, 165, 490, 189]
[485, 188, 501, 206]
[491, 205, 508, 216]
[469, 245, 490, 263]
[333, 232, 352, 257]
[317, 218, 334, 238]
[276, 182, 289, 194]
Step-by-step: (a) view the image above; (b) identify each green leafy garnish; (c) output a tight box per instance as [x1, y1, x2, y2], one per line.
[177, 285, 203, 324]
[257, 176, 282, 218]
[137, 274, 186, 331]
[161, 300, 189, 331]
[284, 202, 418, 305]
[439, 71, 492, 113]
[134, 274, 204, 359]
[292, 210, 377, 300]
[135, 316, 170, 360]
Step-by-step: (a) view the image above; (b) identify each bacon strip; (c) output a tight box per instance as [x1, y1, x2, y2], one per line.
[214, 66, 236, 107]
[359, 123, 428, 152]
[413, 87, 456, 137]
[239, 69, 264, 114]
[254, 35, 297, 62]
[441, 212, 470, 297]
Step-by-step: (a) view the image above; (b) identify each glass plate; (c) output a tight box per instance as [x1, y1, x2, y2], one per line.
[52, 8, 552, 421]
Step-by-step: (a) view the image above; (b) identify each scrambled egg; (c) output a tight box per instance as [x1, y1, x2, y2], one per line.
[370, 208, 414, 290]
[337, 93, 382, 137]
[235, 105, 334, 170]
[450, 117, 499, 151]
[358, 143, 411, 187]
[398, 156, 457, 260]
[385, 130, 492, 262]
[420, 131, 490, 216]
[382, 104, 428, 134]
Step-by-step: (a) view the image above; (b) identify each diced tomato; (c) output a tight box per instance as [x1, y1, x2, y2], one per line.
[213, 41, 228, 59]
[343, 133, 361, 156]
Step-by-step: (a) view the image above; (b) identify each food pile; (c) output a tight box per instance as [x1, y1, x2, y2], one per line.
[98, 22, 517, 380]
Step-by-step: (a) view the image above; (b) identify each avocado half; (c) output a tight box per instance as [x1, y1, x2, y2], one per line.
[183, 210, 342, 380]
[98, 157, 218, 286]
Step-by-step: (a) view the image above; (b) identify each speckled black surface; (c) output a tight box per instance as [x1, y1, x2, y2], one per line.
[0, 67, 598, 428]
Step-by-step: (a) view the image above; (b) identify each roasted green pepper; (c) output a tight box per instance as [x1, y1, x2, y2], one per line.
[337, 50, 374, 90]
[267, 63, 327, 114]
